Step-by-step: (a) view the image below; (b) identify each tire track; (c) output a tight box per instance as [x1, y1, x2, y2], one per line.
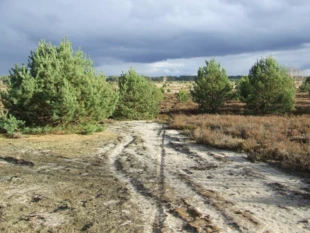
[107, 133, 157, 233]
[164, 141, 267, 232]
[179, 173, 267, 233]
[153, 126, 166, 233]
[108, 123, 221, 232]
[106, 121, 310, 233]
[165, 136, 268, 232]
[115, 154, 221, 232]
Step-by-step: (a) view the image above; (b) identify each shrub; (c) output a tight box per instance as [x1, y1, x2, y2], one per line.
[236, 75, 251, 101]
[114, 68, 163, 120]
[22, 126, 53, 135]
[243, 56, 296, 114]
[0, 110, 25, 137]
[176, 88, 190, 103]
[299, 76, 310, 94]
[0, 38, 118, 130]
[80, 123, 105, 135]
[191, 59, 232, 113]
[168, 114, 310, 172]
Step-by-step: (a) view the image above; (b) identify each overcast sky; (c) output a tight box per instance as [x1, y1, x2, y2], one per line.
[1, 0, 310, 77]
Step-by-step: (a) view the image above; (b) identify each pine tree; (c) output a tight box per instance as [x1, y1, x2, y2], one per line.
[115, 68, 163, 120]
[236, 75, 251, 101]
[244, 56, 296, 114]
[1, 38, 118, 129]
[299, 76, 310, 95]
[191, 59, 232, 113]
[176, 88, 190, 103]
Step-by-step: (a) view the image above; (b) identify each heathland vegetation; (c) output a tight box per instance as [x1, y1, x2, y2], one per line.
[169, 113, 310, 172]
[0, 37, 309, 173]
[162, 58, 309, 173]
[162, 89, 310, 173]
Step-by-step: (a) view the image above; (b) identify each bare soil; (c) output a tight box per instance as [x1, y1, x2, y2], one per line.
[0, 121, 309, 232]
[106, 121, 310, 233]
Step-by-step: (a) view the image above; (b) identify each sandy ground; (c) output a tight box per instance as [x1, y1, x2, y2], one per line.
[106, 121, 310, 233]
[0, 120, 309, 232]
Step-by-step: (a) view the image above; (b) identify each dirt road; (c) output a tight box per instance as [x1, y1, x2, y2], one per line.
[106, 121, 310, 233]
[0, 120, 309, 232]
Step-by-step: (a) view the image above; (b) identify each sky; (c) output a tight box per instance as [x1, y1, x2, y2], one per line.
[1, 0, 310, 77]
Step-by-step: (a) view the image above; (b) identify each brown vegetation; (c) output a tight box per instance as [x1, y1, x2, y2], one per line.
[295, 92, 310, 114]
[168, 113, 310, 172]
[160, 91, 310, 173]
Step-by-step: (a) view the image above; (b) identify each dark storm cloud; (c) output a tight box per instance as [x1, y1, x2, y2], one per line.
[0, 0, 309, 75]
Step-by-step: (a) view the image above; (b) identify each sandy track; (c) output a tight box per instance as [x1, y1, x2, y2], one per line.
[106, 121, 310, 233]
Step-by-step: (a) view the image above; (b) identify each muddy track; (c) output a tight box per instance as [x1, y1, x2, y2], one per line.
[106, 121, 310, 233]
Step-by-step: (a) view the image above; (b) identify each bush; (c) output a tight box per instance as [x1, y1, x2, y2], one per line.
[0, 38, 118, 130]
[191, 59, 232, 113]
[176, 89, 190, 103]
[243, 56, 296, 114]
[299, 76, 310, 94]
[22, 126, 52, 135]
[114, 68, 164, 120]
[168, 114, 310, 172]
[80, 123, 105, 135]
[0, 110, 25, 137]
[236, 75, 251, 101]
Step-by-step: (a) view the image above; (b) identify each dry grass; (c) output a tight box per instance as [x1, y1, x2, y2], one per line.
[161, 90, 310, 173]
[295, 92, 310, 114]
[160, 93, 197, 114]
[0, 130, 145, 232]
[155, 81, 194, 94]
[168, 114, 310, 172]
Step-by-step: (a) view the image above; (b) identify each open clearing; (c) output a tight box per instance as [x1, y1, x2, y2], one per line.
[0, 121, 309, 232]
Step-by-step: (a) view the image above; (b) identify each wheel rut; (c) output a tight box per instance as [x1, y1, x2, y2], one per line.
[153, 126, 166, 233]
[105, 121, 310, 233]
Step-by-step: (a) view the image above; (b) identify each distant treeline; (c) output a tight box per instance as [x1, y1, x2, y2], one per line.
[1, 74, 243, 83]
[106, 75, 243, 82]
